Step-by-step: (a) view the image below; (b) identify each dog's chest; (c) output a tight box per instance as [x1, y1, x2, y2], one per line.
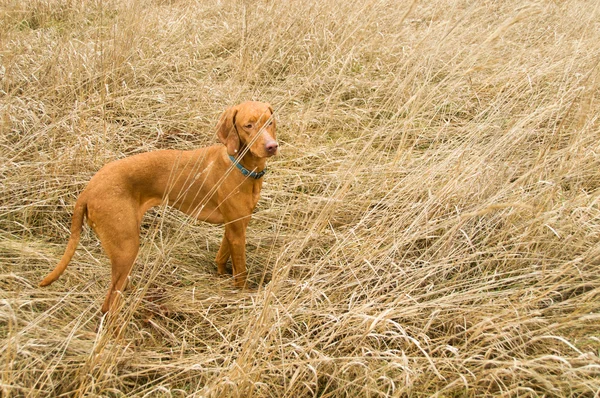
[251, 180, 263, 208]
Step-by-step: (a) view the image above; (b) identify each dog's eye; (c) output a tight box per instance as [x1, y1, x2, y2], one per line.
[244, 124, 253, 129]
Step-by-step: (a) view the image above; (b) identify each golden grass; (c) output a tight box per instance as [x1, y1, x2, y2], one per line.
[1, 0, 600, 396]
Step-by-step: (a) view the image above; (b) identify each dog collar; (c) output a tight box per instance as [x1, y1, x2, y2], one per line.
[229, 155, 266, 179]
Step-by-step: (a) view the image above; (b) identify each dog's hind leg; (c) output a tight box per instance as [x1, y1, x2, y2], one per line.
[88, 204, 141, 314]
[100, 244, 139, 314]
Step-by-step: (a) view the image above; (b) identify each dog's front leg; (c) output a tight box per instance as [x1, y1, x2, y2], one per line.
[215, 235, 230, 276]
[223, 219, 249, 288]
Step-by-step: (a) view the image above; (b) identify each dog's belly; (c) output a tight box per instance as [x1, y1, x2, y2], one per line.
[167, 198, 224, 224]
[193, 205, 225, 224]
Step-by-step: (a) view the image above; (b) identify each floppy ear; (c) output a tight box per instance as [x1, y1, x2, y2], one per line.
[216, 106, 240, 156]
[266, 104, 276, 138]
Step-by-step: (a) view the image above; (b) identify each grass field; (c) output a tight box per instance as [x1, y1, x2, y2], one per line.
[2, 0, 600, 396]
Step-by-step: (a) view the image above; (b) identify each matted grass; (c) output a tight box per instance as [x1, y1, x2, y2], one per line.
[1, 0, 599, 396]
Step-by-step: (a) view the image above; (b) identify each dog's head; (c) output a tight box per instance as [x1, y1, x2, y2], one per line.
[216, 101, 278, 158]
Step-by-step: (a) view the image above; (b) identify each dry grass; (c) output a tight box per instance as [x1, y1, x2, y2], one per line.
[1, 0, 600, 396]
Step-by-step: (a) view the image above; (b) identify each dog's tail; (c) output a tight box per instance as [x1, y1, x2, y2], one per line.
[39, 195, 87, 287]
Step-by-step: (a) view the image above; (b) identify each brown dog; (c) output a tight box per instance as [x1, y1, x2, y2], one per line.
[39, 101, 277, 313]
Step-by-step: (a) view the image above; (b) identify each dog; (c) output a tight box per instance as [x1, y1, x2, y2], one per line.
[39, 101, 277, 313]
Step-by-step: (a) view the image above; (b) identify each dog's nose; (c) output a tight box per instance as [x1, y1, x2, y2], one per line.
[266, 141, 278, 154]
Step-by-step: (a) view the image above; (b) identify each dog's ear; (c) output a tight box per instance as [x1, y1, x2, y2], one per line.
[216, 106, 240, 156]
[266, 103, 276, 137]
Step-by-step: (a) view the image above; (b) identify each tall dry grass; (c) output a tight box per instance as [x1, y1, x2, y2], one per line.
[1, 0, 600, 396]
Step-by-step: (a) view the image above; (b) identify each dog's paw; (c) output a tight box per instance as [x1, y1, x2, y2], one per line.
[216, 265, 233, 276]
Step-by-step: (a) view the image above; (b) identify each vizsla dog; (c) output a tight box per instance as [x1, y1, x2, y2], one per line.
[39, 101, 277, 313]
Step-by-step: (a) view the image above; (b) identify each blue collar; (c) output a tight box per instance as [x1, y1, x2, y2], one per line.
[229, 155, 266, 179]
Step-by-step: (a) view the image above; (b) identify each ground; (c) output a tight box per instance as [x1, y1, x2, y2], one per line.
[1, 0, 599, 396]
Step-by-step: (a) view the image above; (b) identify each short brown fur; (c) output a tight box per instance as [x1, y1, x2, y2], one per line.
[39, 101, 278, 313]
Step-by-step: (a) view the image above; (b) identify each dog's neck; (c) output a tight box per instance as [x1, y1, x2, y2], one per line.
[235, 146, 267, 173]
